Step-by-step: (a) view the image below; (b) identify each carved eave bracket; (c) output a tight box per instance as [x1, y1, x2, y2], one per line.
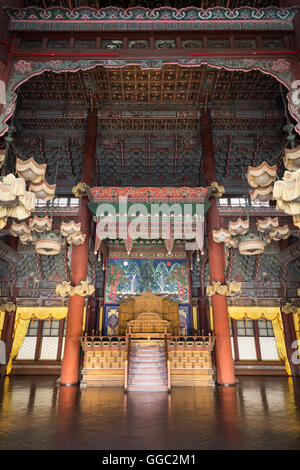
[0, 301, 16, 313]
[206, 281, 241, 297]
[207, 181, 225, 198]
[281, 302, 298, 315]
[55, 280, 95, 298]
[72, 182, 90, 198]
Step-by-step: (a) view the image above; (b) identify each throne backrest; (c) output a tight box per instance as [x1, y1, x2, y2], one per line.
[127, 312, 171, 334]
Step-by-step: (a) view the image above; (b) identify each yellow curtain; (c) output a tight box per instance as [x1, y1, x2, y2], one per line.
[293, 310, 300, 342]
[272, 315, 292, 376]
[209, 305, 292, 375]
[7, 306, 87, 374]
[99, 305, 103, 334]
[0, 309, 5, 337]
[209, 305, 214, 332]
[16, 306, 68, 320]
[228, 306, 291, 376]
[192, 306, 198, 333]
[6, 316, 30, 375]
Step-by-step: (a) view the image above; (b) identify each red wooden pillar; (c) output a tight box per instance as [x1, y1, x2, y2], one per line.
[198, 292, 209, 335]
[60, 108, 97, 386]
[281, 311, 298, 376]
[201, 107, 236, 386]
[0, 308, 16, 376]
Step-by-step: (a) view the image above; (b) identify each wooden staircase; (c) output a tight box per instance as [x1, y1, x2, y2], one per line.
[168, 338, 215, 387]
[127, 342, 168, 392]
[80, 335, 215, 389]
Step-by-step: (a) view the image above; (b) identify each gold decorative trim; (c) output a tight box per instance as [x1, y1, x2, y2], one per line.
[72, 182, 90, 198]
[206, 281, 241, 297]
[208, 181, 225, 198]
[281, 302, 298, 314]
[56, 280, 95, 298]
[0, 301, 16, 313]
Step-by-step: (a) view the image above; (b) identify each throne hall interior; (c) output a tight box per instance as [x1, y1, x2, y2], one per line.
[0, 0, 300, 451]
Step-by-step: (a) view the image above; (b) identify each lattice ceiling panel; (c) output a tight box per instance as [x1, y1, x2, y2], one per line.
[12, 64, 285, 188]
[18, 66, 282, 108]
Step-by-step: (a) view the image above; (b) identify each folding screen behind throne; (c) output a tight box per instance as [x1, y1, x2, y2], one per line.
[118, 292, 180, 338]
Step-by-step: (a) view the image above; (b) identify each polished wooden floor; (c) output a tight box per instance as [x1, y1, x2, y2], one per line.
[0, 376, 300, 450]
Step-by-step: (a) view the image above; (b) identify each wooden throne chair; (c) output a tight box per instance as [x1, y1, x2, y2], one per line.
[118, 291, 180, 339]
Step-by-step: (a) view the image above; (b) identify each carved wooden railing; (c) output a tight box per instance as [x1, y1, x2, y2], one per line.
[124, 327, 131, 393]
[167, 334, 215, 351]
[164, 328, 171, 393]
[81, 334, 128, 351]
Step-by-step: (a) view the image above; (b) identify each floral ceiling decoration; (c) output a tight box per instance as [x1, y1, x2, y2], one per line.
[283, 145, 300, 172]
[1, 135, 87, 254]
[0, 51, 298, 140]
[246, 162, 277, 188]
[212, 228, 231, 244]
[228, 218, 249, 236]
[28, 179, 56, 201]
[268, 225, 290, 241]
[256, 217, 279, 234]
[0, 136, 50, 231]
[29, 215, 52, 233]
[213, 216, 290, 256]
[273, 168, 300, 228]
[10, 220, 31, 238]
[249, 185, 274, 203]
[60, 220, 86, 246]
[0, 173, 36, 229]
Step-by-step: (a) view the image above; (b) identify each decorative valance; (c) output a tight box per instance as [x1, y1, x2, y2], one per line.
[16, 306, 69, 320]
[228, 306, 280, 321]
[90, 186, 210, 257]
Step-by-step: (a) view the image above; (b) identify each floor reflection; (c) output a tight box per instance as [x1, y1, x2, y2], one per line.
[0, 376, 300, 449]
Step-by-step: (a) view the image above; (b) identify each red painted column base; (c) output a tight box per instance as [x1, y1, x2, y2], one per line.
[60, 295, 85, 386]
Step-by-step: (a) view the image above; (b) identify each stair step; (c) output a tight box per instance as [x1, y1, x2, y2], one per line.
[128, 342, 168, 391]
[129, 377, 167, 383]
[130, 373, 166, 379]
[131, 356, 165, 361]
[128, 385, 168, 392]
[129, 364, 166, 374]
[131, 351, 165, 356]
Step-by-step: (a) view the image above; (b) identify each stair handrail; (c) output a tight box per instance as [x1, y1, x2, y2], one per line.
[164, 328, 171, 393]
[124, 327, 131, 393]
[167, 335, 215, 351]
